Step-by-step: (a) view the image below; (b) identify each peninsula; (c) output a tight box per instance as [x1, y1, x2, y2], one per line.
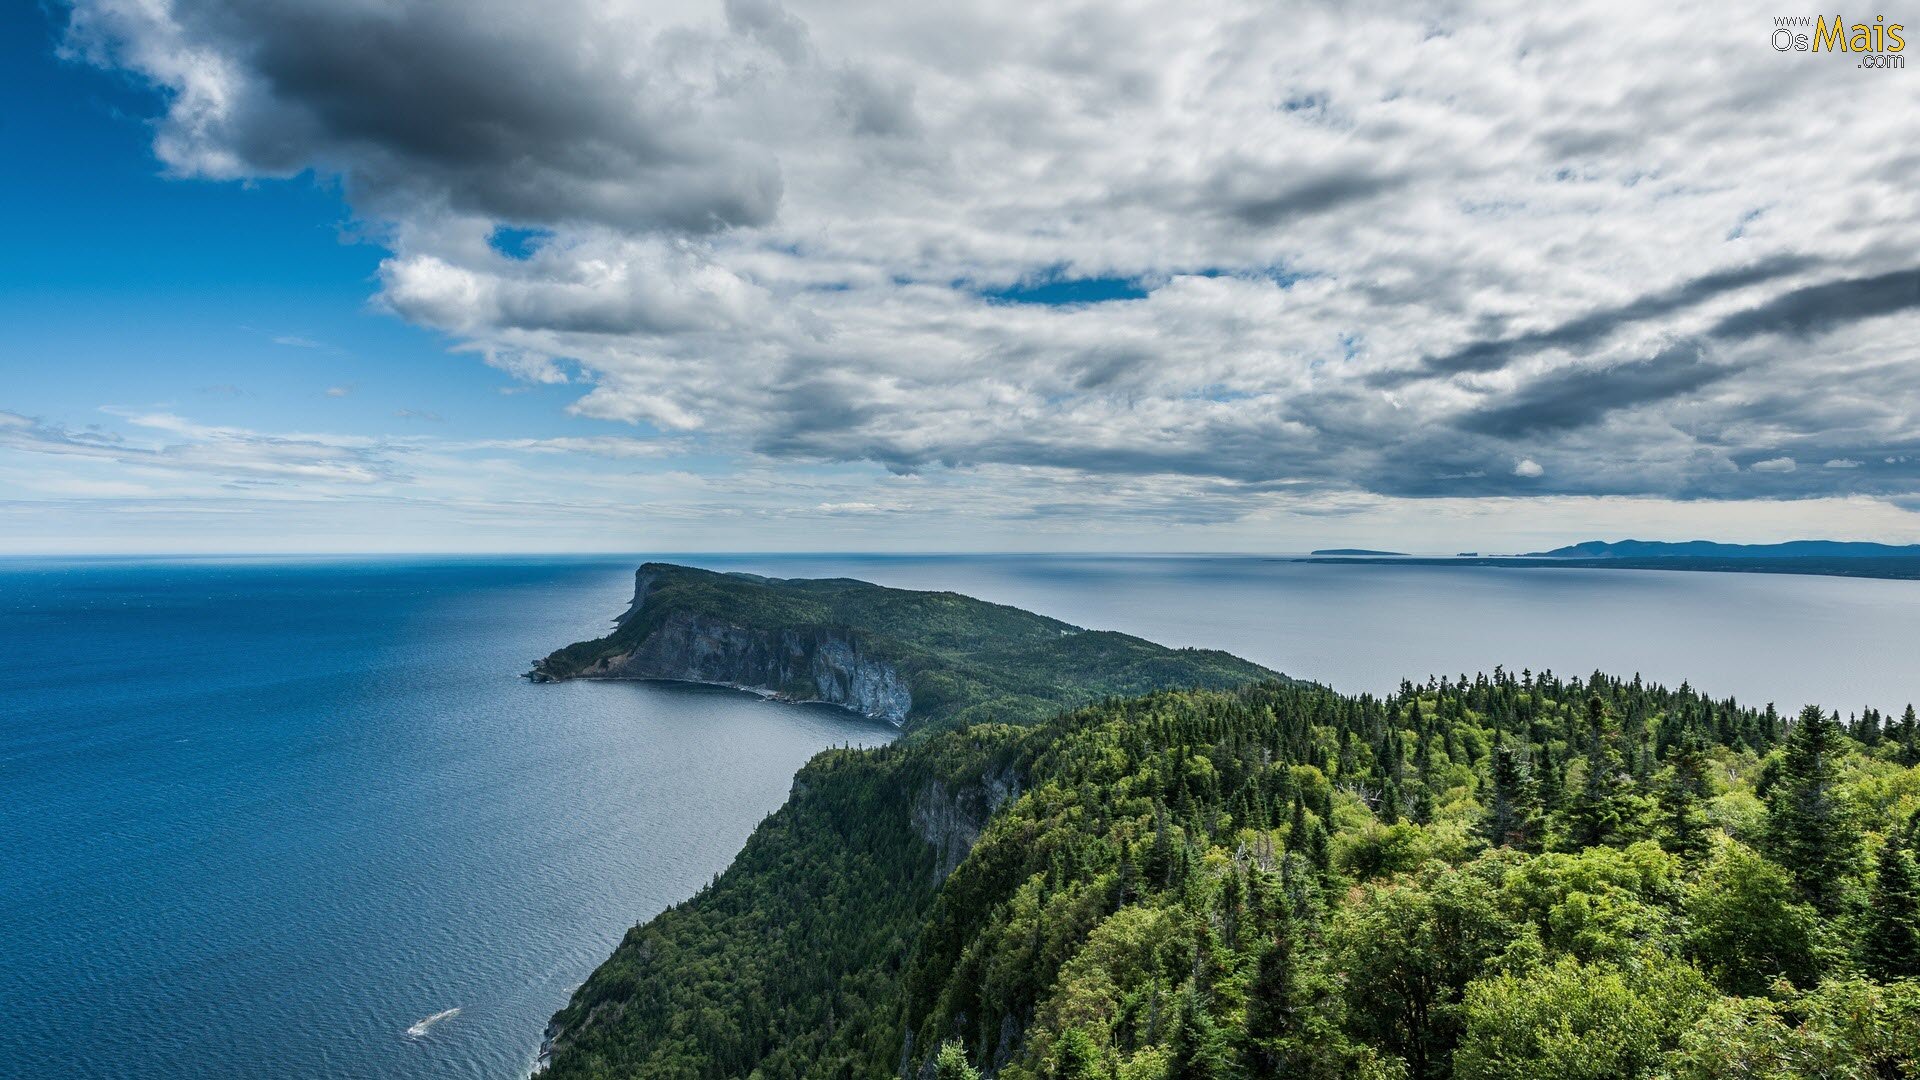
[534, 566, 1920, 1080]
[529, 563, 1278, 730]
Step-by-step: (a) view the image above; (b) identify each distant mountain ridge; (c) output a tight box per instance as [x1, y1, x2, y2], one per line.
[1310, 547, 1409, 556]
[1525, 539, 1920, 559]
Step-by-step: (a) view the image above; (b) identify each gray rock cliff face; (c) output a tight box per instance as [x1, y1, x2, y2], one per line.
[558, 608, 914, 726]
[909, 765, 1022, 880]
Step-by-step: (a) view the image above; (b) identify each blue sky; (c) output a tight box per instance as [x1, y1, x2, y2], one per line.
[0, 2, 597, 444]
[4, 1, 1918, 553]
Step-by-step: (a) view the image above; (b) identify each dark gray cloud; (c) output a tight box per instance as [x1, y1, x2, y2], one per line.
[57, 0, 1920, 521]
[749, 373, 888, 459]
[1456, 344, 1733, 438]
[1070, 347, 1154, 390]
[1402, 255, 1816, 381]
[1706, 268, 1920, 342]
[1205, 163, 1404, 228]
[71, 0, 786, 232]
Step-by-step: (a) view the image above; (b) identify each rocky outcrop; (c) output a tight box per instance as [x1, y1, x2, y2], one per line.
[910, 765, 1021, 880]
[539, 608, 913, 726]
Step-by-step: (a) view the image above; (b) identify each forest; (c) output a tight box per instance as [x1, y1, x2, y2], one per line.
[531, 563, 1277, 730]
[544, 662, 1920, 1079]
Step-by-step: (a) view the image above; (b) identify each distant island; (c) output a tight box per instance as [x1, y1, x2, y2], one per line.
[1298, 538, 1920, 581]
[1309, 547, 1409, 556]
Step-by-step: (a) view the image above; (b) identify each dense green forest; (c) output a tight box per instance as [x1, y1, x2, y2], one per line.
[545, 662, 1920, 1079]
[531, 564, 1278, 730]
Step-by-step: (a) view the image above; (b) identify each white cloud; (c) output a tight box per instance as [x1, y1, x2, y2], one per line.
[459, 436, 681, 459]
[814, 500, 909, 515]
[0, 409, 397, 485]
[55, 0, 1920, 518]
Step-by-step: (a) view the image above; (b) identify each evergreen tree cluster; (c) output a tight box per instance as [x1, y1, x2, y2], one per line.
[545, 669, 1920, 1080]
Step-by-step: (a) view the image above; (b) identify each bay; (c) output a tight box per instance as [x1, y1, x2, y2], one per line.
[3, 554, 1915, 1078]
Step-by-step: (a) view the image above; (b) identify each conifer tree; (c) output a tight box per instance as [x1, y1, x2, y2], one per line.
[1559, 694, 1645, 849]
[1169, 989, 1233, 1080]
[1764, 705, 1861, 915]
[1412, 784, 1435, 826]
[1148, 803, 1176, 887]
[1480, 740, 1543, 850]
[1306, 817, 1331, 875]
[1864, 812, 1920, 980]
[1537, 743, 1564, 811]
[1657, 737, 1714, 861]
[1900, 705, 1920, 767]
[1857, 708, 1883, 747]
[1244, 898, 1300, 1078]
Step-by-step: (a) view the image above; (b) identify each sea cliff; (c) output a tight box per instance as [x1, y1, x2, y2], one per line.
[539, 608, 914, 724]
[531, 567, 1920, 1080]
[528, 563, 1276, 732]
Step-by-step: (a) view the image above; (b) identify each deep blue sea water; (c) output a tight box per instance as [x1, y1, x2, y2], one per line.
[4, 554, 1918, 1079]
[0, 558, 895, 1079]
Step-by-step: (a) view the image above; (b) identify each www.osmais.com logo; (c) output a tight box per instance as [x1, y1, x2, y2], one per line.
[1773, 15, 1908, 67]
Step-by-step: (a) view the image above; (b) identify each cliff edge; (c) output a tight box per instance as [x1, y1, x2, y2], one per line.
[528, 562, 1284, 731]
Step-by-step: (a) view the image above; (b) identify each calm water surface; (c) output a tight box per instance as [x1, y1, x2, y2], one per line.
[3, 554, 1916, 1078]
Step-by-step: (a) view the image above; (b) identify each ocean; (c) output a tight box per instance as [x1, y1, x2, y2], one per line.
[3, 554, 1916, 1078]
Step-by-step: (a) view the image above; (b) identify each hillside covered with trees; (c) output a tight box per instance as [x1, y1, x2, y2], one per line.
[540, 583, 1920, 1080]
[530, 564, 1279, 730]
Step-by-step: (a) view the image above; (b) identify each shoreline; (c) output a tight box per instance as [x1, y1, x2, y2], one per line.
[1294, 554, 1920, 581]
[532, 1019, 557, 1076]
[529, 672, 908, 728]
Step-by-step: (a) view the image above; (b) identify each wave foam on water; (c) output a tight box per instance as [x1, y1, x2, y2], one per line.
[406, 1008, 460, 1038]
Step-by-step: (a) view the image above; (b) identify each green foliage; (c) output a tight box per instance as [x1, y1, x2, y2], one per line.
[934, 1039, 984, 1080]
[1655, 738, 1715, 860]
[1864, 813, 1920, 981]
[1453, 954, 1714, 1079]
[1765, 706, 1863, 915]
[1553, 695, 1651, 850]
[1330, 859, 1520, 1078]
[1479, 741, 1544, 851]
[535, 563, 1282, 731]
[1668, 977, 1920, 1079]
[1683, 841, 1818, 994]
[1496, 842, 1679, 964]
[539, 635, 1920, 1080]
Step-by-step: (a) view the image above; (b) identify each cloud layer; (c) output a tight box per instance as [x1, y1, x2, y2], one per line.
[58, 0, 1920, 510]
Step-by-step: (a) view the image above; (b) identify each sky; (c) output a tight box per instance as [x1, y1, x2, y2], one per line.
[2, 0, 1918, 554]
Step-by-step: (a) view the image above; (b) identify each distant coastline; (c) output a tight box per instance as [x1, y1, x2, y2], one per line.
[1521, 539, 1920, 560]
[1297, 539, 1920, 581]
[1296, 554, 1920, 581]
